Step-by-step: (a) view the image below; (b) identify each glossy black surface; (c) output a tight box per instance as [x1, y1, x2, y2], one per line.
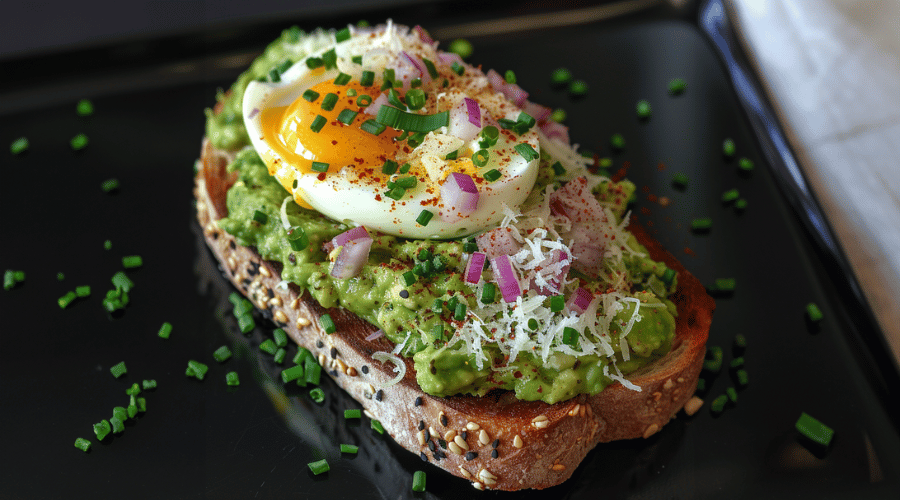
[2, 2, 899, 499]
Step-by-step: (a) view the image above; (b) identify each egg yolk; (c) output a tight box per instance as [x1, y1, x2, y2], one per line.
[260, 81, 403, 177]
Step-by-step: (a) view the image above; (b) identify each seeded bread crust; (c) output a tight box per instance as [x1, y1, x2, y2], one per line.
[195, 137, 714, 491]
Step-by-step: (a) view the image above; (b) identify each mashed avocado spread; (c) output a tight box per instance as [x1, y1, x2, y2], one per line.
[207, 26, 679, 404]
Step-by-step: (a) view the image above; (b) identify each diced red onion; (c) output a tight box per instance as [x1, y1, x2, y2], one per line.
[539, 120, 570, 144]
[330, 226, 373, 279]
[440, 173, 479, 223]
[464, 252, 486, 284]
[566, 287, 594, 314]
[413, 25, 434, 45]
[248, 107, 260, 119]
[486, 69, 529, 106]
[476, 227, 521, 259]
[549, 176, 606, 223]
[522, 101, 551, 122]
[401, 51, 430, 84]
[438, 51, 463, 67]
[491, 254, 521, 303]
[365, 329, 385, 341]
[364, 93, 389, 116]
[448, 98, 483, 141]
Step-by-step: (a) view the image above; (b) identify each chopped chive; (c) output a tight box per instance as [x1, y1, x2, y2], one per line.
[406, 89, 427, 110]
[481, 283, 496, 304]
[77, 99, 94, 116]
[75, 285, 91, 297]
[568, 80, 588, 96]
[113, 406, 128, 422]
[308, 459, 330, 475]
[333, 72, 352, 86]
[736, 369, 749, 388]
[93, 420, 111, 440]
[371, 419, 385, 434]
[288, 226, 309, 251]
[351, 55, 363, 65]
[726, 386, 738, 403]
[335, 27, 351, 43]
[691, 218, 712, 231]
[528, 318, 539, 330]
[10, 137, 29, 154]
[722, 138, 736, 157]
[273, 328, 288, 347]
[305, 57, 323, 69]
[445, 149, 459, 160]
[796, 412, 834, 446]
[806, 302, 823, 322]
[375, 106, 449, 133]
[549, 294, 565, 312]
[550, 67, 572, 85]
[735, 199, 748, 211]
[357, 95, 372, 107]
[237, 313, 255, 334]
[710, 394, 728, 413]
[125, 382, 141, 396]
[74, 437, 92, 452]
[448, 39, 473, 59]
[344, 409, 362, 419]
[483, 169, 501, 182]
[304, 359, 321, 385]
[309, 387, 325, 402]
[259, 339, 278, 355]
[412, 470, 427, 492]
[158, 321, 173, 339]
[226, 371, 240, 386]
[387, 88, 405, 109]
[479, 126, 499, 148]
[472, 149, 489, 167]
[514, 143, 539, 161]
[696, 378, 706, 392]
[110, 416, 125, 434]
[713, 278, 736, 292]
[722, 188, 740, 203]
[302, 89, 320, 102]
[274, 348, 286, 364]
[340, 443, 359, 454]
[142, 379, 157, 390]
[321, 93, 338, 111]
[322, 48, 337, 69]
[281, 364, 305, 383]
[320, 313, 336, 334]
[337, 109, 358, 125]
[410, 78, 422, 88]
[101, 178, 119, 193]
[671, 173, 690, 188]
[416, 210, 434, 226]
[504, 70, 517, 84]
[360, 70, 375, 87]
[110, 361, 127, 378]
[311, 162, 329, 173]
[422, 58, 438, 79]
[3, 270, 16, 290]
[268, 68, 281, 82]
[738, 157, 754, 171]
[668, 78, 687, 95]
[729, 357, 744, 369]
[127, 399, 138, 418]
[399, 162, 411, 174]
[360, 119, 385, 135]
[213, 345, 233, 363]
[733, 333, 747, 353]
[417, 248, 432, 261]
[462, 239, 478, 253]
[704, 346, 723, 373]
[451, 61, 464, 76]
[310, 115, 327, 132]
[276, 59, 293, 74]
[381, 159, 398, 175]
[401, 271, 416, 287]
[104, 239, 112, 250]
[453, 302, 467, 321]
[70, 133, 89, 150]
[384, 187, 406, 200]
[252, 209, 268, 224]
[562, 327, 579, 347]
[186, 360, 209, 380]
[430, 323, 444, 340]
[598, 157, 613, 168]
[293, 346, 313, 366]
[610, 133, 625, 150]
[57, 272, 65, 281]
[122, 255, 143, 268]
[550, 108, 566, 123]
[636, 99, 652, 118]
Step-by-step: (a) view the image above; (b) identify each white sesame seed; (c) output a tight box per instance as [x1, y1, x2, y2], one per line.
[363, 409, 375, 419]
[643, 423, 660, 439]
[259, 265, 271, 278]
[444, 430, 457, 442]
[417, 430, 426, 445]
[531, 415, 548, 423]
[457, 466, 473, 479]
[532, 418, 550, 429]
[568, 404, 581, 417]
[429, 426, 438, 438]
[465, 422, 480, 431]
[269, 296, 283, 308]
[513, 435, 523, 448]
[274, 310, 288, 324]
[472, 482, 484, 491]
[478, 429, 490, 446]
[454, 435, 470, 451]
[449, 441, 463, 455]
[478, 468, 497, 481]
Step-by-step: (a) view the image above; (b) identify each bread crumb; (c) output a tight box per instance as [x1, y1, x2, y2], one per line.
[684, 396, 704, 416]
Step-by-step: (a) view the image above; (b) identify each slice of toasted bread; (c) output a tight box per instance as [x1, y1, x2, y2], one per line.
[194, 137, 713, 490]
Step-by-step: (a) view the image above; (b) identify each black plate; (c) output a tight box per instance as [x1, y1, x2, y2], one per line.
[2, 1, 899, 498]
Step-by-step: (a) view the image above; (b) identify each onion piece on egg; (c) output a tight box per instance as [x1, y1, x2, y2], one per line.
[566, 287, 594, 314]
[464, 252, 487, 284]
[491, 254, 521, 303]
[440, 172, 479, 222]
[330, 226, 373, 279]
[364, 93, 389, 116]
[447, 97, 483, 141]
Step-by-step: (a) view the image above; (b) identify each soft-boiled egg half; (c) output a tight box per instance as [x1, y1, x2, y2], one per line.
[243, 22, 540, 239]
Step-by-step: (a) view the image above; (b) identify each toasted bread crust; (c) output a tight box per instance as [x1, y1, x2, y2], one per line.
[194, 138, 713, 490]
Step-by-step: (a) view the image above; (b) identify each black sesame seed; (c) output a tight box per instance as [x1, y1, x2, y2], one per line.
[415, 396, 422, 407]
[418, 421, 425, 431]
[241, 278, 252, 286]
[465, 451, 477, 461]
[440, 414, 448, 426]
[420, 452, 428, 462]
[460, 431, 468, 441]
[316, 340, 324, 348]
[330, 347, 338, 358]
[266, 288, 274, 298]
[361, 365, 369, 374]
[492, 439, 499, 448]
[288, 253, 296, 264]
[399, 289, 410, 299]
[329, 370, 339, 377]
[432, 451, 442, 461]
[424, 429, 431, 441]
[438, 439, 447, 449]
[229, 241, 236, 250]
[247, 266, 258, 277]
[427, 441, 435, 451]
[491, 449, 499, 459]
[375, 389, 384, 401]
